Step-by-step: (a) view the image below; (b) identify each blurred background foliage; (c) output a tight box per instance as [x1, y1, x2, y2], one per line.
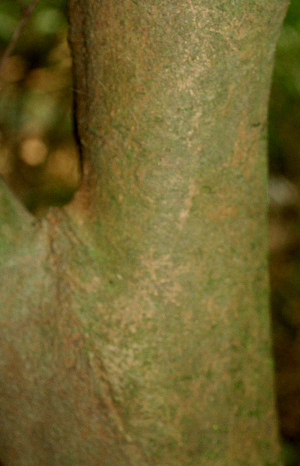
[269, 1, 300, 465]
[0, 0, 79, 215]
[0, 0, 300, 465]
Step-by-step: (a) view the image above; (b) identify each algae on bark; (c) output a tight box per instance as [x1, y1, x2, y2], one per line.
[0, 1, 289, 464]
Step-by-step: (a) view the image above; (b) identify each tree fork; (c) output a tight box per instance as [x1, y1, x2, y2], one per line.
[0, 0, 290, 465]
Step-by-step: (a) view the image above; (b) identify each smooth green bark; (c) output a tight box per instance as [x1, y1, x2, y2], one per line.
[0, 0, 289, 465]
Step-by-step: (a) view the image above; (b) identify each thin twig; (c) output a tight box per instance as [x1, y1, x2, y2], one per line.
[0, 0, 41, 77]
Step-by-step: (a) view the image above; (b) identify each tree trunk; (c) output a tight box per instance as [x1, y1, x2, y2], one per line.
[0, 1, 289, 465]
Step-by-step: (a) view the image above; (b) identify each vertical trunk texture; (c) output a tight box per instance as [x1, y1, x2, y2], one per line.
[0, 0, 289, 465]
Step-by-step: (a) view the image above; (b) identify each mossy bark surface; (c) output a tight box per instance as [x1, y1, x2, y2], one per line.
[0, 1, 289, 465]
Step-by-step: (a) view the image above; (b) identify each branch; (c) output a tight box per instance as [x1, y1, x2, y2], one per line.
[0, 0, 40, 78]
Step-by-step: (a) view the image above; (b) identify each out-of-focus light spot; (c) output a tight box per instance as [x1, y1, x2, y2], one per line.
[20, 137, 48, 166]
